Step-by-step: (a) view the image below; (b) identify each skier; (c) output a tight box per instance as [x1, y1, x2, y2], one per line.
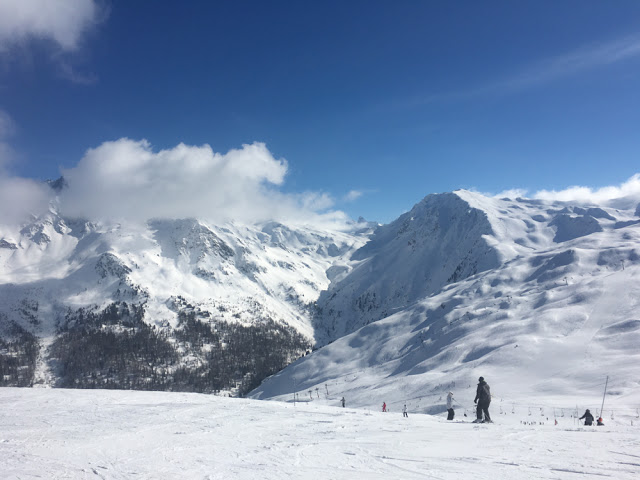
[446, 391, 455, 420]
[382, 402, 387, 412]
[579, 409, 594, 426]
[597, 416, 604, 426]
[473, 377, 492, 423]
[402, 404, 408, 418]
[341, 397, 345, 408]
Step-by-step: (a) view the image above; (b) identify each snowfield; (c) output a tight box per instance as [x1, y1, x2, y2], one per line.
[1, 387, 639, 480]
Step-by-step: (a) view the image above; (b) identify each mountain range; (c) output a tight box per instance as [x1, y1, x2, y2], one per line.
[1, 185, 639, 412]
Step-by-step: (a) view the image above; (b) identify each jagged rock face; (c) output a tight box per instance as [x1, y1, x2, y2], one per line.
[95, 253, 132, 280]
[47, 176, 68, 192]
[314, 193, 501, 344]
[0, 239, 18, 250]
[19, 224, 51, 245]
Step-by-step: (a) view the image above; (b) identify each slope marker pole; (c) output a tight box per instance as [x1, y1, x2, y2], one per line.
[599, 376, 609, 420]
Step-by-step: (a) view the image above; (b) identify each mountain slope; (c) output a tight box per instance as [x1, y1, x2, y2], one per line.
[314, 192, 501, 344]
[0, 210, 371, 392]
[252, 191, 640, 413]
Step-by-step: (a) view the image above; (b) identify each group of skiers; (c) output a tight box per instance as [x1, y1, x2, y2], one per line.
[373, 376, 493, 423]
[343, 376, 602, 427]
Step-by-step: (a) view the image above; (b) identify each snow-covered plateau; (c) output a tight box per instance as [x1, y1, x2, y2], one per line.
[1, 387, 638, 480]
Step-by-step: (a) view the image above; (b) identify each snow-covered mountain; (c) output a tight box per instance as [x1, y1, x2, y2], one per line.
[0, 214, 366, 335]
[252, 190, 640, 414]
[313, 192, 501, 344]
[2, 185, 640, 412]
[0, 200, 372, 392]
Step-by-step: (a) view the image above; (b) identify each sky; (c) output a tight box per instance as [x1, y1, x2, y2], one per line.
[1, 1, 640, 224]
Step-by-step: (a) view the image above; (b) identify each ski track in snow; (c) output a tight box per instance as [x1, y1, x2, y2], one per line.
[1, 388, 639, 479]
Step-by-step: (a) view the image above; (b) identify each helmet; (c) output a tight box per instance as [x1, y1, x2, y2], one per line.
[479, 377, 484, 382]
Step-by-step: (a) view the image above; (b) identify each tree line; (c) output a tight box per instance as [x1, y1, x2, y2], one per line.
[44, 301, 310, 395]
[0, 321, 39, 387]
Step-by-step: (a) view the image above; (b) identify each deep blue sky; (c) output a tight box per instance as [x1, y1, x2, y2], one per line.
[2, 1, 640, 222]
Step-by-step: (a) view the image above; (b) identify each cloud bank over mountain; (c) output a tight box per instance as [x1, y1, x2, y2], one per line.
[58, 138, 350, 226]
[491, 174, 640, 208]
[0, 137, 351, 228]
[533, 173, 640, 207]
[0, 175, 50, 225]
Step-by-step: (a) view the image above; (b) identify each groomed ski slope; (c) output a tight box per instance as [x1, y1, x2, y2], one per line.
[1, 388, 638, 479]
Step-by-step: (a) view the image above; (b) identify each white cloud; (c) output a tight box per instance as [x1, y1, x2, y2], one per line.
[58, 138, 346, 226]
[295, 191, 335, 211]
[57, 61, 98, 85]
[532, 174, 640, 206]
[0, 0, 102, 52]
[0, 109, 52, 224]
[0, 175, 51, 224]
[493, 188, 528, 199]
[481, 174, 640, 209]
[344, 190, 363, 202]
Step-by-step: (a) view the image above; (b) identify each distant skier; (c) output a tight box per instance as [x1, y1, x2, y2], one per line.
[579, 409, 594, 426]
[597, 416, 604, 426]
[382, 402, 387, 412]
[473, 377, 492, 423]
[403, 404, 408, 418]
[446, 391, 455, 420]
[341, 397, 346, 408]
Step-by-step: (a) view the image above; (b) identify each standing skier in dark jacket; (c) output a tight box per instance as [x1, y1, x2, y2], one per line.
[473, 377, 492, 423]
[579, 409, 594, 426]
